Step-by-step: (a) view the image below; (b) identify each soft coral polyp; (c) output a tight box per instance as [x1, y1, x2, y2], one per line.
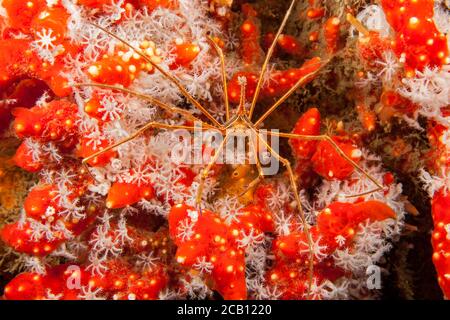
[381, 0, 449, 73]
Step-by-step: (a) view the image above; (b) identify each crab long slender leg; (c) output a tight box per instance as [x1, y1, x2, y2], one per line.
[266, 131, 384, 195]
[238, 131, 265, 197]
[207, 36, 230, 121]
[253, 59, 325, 127]
[74, 83, 216, 129]
[248, 0, 297, 120]
[90, 23, 223, 128]
[195, 135, 229, 209]
[253, 129, 314, 298]
[83, 122, 210, 179]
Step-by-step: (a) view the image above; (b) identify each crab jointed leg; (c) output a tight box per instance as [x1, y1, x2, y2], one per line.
[253, 58, 326, 127]
[254, 129, 314, 298]
[195, 135, 230, 210]
[266, 131, 384, 196]
[238, 132, 265, 197]
[74, 83, 216, 129]
[207, 36, 231, 121]
[248, 0, 298, 120]
[82, 122, 200, 179]
[90, 23, 222, 128]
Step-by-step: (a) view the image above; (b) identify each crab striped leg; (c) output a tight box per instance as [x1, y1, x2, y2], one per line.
[74, 83, 216, 130]
[82, 122, 216, 181]
[266, 131, 384, 196]
[90, 23, 223, 128]
[195, 135, 230, 210]
[252, 128, 314, 298]
[248, 0, 298, 120]
[207, 36, 231, 121]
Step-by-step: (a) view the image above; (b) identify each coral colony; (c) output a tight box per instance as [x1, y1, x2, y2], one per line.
[0, 0, 449, 300]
